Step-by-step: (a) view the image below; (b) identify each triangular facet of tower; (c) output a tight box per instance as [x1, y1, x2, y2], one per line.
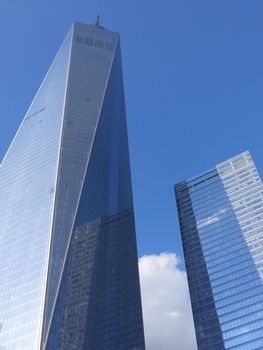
[0, 26, 73, 349]
[42, 23, 119, 341]
[44, 39, 144, 349]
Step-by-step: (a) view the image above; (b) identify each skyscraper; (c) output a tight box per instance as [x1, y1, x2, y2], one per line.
[0, 21, 145, 350]
[175, 151, 263, 350]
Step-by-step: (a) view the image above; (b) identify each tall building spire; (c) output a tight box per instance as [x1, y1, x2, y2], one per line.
[95, 14, 100, 26]
[0, 21, 145, 350]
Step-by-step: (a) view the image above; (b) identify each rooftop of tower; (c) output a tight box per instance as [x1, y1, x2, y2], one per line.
[73, 19, 119, 37]
[86, 15, 106, 30]
[175, 150, 252, 190]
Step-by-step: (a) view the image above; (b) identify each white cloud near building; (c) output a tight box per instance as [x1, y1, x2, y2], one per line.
[139, 252, 197, 350]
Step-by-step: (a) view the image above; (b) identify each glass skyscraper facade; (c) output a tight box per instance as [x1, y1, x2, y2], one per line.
[175, 151, 263, 350]
[0, 21, 145, 350]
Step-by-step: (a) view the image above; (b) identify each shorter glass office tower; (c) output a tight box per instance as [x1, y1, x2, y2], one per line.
[175, 151, 263, 350]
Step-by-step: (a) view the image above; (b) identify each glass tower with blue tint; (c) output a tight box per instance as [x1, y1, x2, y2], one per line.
[175, 151, 263, 350]
[0, 21, 145, 350]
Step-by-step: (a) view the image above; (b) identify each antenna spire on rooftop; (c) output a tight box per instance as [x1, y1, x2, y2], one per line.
[95, 15, 100, 26]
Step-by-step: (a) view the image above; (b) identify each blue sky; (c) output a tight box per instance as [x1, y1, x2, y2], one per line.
[1, 0, 263, 262]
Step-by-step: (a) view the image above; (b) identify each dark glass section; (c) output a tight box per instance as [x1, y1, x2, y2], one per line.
[47, 210, 144, 350]
[45, 37, 145, 349]
[175, 181, 225, 350]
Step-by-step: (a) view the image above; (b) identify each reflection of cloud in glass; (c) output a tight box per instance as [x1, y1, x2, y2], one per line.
[197, 208, 227, 229]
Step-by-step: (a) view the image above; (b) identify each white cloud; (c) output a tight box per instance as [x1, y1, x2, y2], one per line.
[139, 252, 197, 350]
